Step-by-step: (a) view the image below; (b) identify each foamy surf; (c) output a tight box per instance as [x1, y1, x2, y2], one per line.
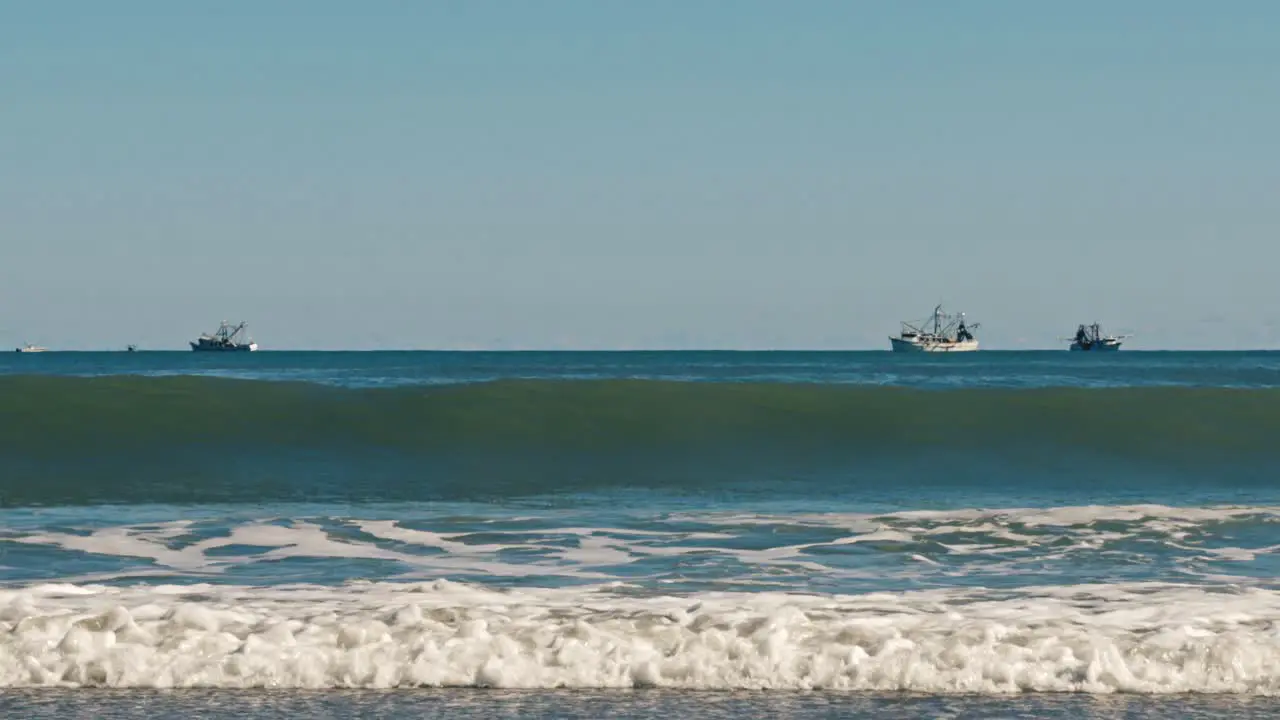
[6, 504, 1279, 590]
[3, 581, 1280, 693]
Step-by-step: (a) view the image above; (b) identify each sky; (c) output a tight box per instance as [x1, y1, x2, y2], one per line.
[2, 1, 1278, 350]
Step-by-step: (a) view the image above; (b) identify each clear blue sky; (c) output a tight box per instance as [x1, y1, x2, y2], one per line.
[3, 1, 1278, 349]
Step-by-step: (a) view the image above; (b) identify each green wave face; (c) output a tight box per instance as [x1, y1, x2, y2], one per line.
[1, 376, 1275, 506]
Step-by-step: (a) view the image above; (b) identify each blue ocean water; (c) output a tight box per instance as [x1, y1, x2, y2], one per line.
[2, 351, 1280, 715]
[8, 348, 1280, 388]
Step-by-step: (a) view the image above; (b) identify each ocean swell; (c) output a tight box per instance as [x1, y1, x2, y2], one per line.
[5, 374, 1275, 446]
[2, 376, 1278, 505]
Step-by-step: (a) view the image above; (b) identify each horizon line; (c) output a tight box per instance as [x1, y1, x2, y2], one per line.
[8, 347, 1277, 354]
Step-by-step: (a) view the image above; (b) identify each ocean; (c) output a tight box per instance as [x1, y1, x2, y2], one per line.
[2, 350, 1280, 718]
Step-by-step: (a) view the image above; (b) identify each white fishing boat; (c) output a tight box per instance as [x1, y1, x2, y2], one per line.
[1066, 323, 1127, 351]
[14, 343, 47, 353]
[190, 321, 258, 352]
[889, 304, 979, 352]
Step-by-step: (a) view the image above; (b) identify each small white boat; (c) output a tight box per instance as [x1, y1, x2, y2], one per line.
[15, 344, 47, 353]
[191, 321, 258, 352]
[890, 304, 979, 352]
[1067, 323, 1127, 351]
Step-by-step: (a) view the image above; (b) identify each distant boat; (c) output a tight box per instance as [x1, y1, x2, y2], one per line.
[190, 321, 258, 352]
[890, 304, 979, 352]
[1067, 323, 1127, 352]
[126, 344, 138, 352]
[15, 344, 47, 353]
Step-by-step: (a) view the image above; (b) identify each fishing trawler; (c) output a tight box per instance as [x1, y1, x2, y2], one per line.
[190, 321, 258, 352]
[889, 304, 979, 352]
[14, 343, 47, 353]
[1067, 323, 1126, 351]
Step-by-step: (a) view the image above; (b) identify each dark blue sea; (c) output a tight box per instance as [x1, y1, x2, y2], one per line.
[3, 350, 1280, 718]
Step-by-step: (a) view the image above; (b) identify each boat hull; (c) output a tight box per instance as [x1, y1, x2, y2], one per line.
[190, 342, 258, 352]
[889, 336, 979, 353]
[1069, 341, 1121, 352]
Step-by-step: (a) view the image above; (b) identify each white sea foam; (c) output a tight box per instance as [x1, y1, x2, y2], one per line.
[682, 504, 1280, 529]
[2, 581, 1280, 692]
[6, 504, 1280, 588]
[671, 504, 1280, 568]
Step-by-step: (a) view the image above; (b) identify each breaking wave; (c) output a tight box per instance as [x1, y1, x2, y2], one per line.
[4, 581, 1280, 692]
